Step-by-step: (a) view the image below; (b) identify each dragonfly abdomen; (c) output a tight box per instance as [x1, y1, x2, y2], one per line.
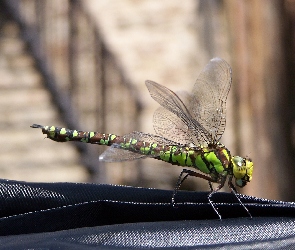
[31, 125, 231, 177]
[30, 125, 169, 155]
[30, 124, 118, 145]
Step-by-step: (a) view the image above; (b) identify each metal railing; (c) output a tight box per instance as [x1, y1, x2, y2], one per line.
[4, 0, 142, 182]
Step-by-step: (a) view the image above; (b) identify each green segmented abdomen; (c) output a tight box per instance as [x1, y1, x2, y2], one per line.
[30, 124, 168, 156]
[30, 124, 231, 177]
[30, 124, 118, 145]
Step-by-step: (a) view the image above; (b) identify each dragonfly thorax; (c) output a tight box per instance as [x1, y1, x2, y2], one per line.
[231, 156, 253, 187]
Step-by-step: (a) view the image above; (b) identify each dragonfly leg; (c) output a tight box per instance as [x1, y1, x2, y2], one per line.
[207, 176, 227, 220]
[172, 169, 190, 207]
[172, 169, 219, 217]
[208, 181, 213, 192]
[228, 176, 252, 218]
[172, 169, 215, 206]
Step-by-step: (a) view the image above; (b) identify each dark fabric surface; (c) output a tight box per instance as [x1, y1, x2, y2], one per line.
[0, 179, 295, 249]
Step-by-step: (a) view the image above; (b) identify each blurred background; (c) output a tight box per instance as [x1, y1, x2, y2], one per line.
[0, 0, 294, 202]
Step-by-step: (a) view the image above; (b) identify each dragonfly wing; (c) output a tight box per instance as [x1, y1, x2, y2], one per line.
[123, 131, 179, 146]
[99, 131, 180, 162]
[99, 145, 148, 162]
[153, 106, 194, 145]
[146, 80, 212, 145]
[190, 57, 232, 142]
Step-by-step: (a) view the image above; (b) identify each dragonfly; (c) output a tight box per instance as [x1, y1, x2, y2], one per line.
[31, 57, 253, 219]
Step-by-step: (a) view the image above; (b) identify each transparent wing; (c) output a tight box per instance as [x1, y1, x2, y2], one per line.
[99, 131, 179, 162]
[190, 57, 232, 142]
[145, 80, 212, 145]
[146, 57, 231, 145]
[99, 146, 148, 162]
[153, 106, 194, 145]
[101, 58, 232, 161]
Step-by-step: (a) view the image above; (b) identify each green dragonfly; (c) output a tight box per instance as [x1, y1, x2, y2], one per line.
[31, 57, 253, 219]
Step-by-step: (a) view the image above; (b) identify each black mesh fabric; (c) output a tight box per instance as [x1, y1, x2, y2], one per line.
[0, 179, 295, 249]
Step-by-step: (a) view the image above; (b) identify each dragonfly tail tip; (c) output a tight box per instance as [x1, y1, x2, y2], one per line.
[30, 124, 43, 129]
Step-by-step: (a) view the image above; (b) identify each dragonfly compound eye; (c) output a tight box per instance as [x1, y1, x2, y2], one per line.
[232, 156, 254, 187]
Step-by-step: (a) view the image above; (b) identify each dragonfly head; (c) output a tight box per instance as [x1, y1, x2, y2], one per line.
[231, 156, 253, 187]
